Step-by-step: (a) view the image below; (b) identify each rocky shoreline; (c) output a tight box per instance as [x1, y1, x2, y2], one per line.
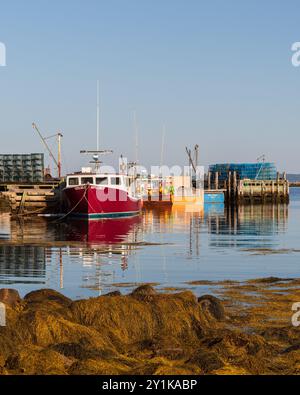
[0, 277, 300, 375]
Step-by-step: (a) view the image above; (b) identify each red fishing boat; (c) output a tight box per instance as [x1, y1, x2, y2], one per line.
[63, 171, 142, 219]
[62, 81, 142, 219]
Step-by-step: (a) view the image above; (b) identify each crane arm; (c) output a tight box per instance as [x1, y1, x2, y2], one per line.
[32, 122, 59, 168]
[185, 146, 196, 173]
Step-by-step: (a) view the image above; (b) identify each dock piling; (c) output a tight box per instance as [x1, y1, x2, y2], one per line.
[207, 172, 211, 190]
[215, 172, 219, 190]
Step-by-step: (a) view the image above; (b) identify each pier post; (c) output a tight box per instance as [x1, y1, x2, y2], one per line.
[262, 181, 265, 204]
[215, 172, 219, 190]
[239, 180, 243, 204]
[227, 171, 231, 205]
[207, 172, 211, 190]
[250, 183, 254, 205]
[276, 173, 280, 203]
[233, 171, 237, 204]
[282, 172, 288, 203]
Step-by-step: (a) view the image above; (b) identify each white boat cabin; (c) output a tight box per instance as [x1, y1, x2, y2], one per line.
[65, 173, 141, 197]
[66, 173, 135, 188]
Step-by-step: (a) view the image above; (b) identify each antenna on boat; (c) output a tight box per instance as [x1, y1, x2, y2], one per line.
[160, 124, 166, 178]
[97, 80, 100, 152]
[80, 81, 113, 171]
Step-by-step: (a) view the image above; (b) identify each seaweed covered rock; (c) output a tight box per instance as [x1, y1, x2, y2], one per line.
[198, 294, 226, 321]
[130, 285, 157, 301]
[70, 289, 211, 354]
[24, 289, 72, 307]
[103, 291, 122, 297]
[0, 285, 296, 375]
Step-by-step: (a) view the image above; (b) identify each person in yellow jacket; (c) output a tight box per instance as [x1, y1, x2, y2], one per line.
[169, 182, 175, 202]
[159, 181, 163, 201]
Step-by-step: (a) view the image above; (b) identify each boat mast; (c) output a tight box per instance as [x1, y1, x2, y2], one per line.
[128, 110, 139, 178]
[80, 81, 113, 170]
[94, 80, 100, 171]
[97, 80, 100, 152]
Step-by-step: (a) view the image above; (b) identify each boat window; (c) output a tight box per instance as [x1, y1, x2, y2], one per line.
[81, 177, 94, 184]
[111, 177, 121, 185]
[126, 178, 132, 187]
[96, 177, 108, 185]
[68, 177, 79, 186]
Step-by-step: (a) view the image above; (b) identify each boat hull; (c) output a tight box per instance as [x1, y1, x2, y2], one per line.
[63, 185, 142, 219]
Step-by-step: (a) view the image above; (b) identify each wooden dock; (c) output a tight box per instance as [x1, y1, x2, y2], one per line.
[226, 172, 289, 205]
[0, 182, 61, 215]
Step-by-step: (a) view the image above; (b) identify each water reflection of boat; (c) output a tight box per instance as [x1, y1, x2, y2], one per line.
[64, 215, 142, 244]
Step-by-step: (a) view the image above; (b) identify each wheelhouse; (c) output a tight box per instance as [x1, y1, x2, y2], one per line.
[66, 174, 134, 189]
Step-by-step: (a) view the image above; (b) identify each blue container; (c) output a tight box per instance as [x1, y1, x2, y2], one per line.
[204, 191, 225, 204]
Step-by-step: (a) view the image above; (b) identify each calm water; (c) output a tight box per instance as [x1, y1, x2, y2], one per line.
[0, 189, 299, 299]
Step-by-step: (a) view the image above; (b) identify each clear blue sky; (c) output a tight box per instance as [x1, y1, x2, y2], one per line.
[0, 0, 300, 174]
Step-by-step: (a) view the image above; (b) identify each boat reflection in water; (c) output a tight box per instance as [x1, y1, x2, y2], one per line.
[65, 215, 143, 276]
[58, 215, 143, 294]
[64, 215, 142, 244]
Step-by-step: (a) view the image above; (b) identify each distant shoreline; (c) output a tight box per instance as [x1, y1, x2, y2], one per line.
[289, 182, 300, 187]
